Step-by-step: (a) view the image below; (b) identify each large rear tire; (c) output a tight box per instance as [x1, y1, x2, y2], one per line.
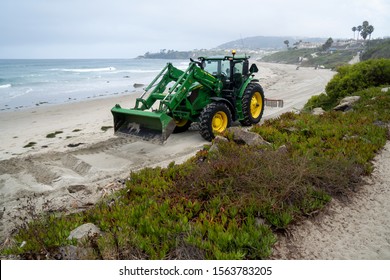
[199, 102, 232, 141]
[240, 83, 265, 126]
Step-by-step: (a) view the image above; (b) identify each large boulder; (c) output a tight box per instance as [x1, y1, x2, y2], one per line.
[227, 127, 271, 146]
[312, 107, 326, 115]
[333, 96, 361, 112]
[209, 135, 229, 154]
[67, 223, 101, 242]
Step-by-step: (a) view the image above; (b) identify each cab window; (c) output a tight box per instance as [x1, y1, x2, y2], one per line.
[204, 60, 231, 76]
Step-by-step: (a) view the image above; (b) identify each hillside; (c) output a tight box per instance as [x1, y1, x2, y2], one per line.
[217, 35, 326, 50]
[259, 38, 390, 69]
[260, 48, 357, 69]
[138, 36, 327, 59]
[361, 39, 390, 60]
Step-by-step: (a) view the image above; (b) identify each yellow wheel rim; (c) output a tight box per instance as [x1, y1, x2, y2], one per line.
[250, 91, 263, 118]
[175, 119, 188, 127]
[212, 111, 228, 133]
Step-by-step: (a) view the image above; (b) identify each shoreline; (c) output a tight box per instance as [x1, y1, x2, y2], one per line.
[0, 92, 142, 160]
[0, 91, 134, 113]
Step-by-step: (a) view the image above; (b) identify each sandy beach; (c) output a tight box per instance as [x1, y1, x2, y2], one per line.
[3, 62, 388, 260]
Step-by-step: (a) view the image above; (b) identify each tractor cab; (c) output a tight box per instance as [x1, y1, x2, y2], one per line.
[198, 51, 258, 91]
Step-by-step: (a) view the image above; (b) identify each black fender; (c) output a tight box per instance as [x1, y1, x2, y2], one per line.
[209, 97, 237, 121]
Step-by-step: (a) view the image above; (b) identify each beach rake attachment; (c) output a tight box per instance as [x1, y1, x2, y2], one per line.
[265, 98, 284, 108]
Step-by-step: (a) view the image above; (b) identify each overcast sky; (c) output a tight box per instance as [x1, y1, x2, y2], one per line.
[1, 0, 389, 58]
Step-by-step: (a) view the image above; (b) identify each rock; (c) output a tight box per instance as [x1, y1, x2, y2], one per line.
[277, 145, 288, 154]
[373, 120, 387, 128]
[381, 87, 389, 92]
[227, 127, 271, 146]
[312, 107, 326, 115]
[209, 135, 228, 153]
[333, 96, 361, 112]
[67, 143, 84, 148]
[55, 245, 93, 260]
[67, 223, 101, 242]
[67, 184, 87, 193]
[255, 217, 267, 227]
[133, 83, 145, 88]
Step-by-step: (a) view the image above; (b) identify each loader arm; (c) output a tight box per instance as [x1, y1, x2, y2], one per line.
[134, 63, 185, 110]
[111, 61, 222, 143]
[160, 62, 223, 112]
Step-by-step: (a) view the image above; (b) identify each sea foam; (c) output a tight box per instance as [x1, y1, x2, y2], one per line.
[59, 67, 116, 73]
[0, 84, 11, 89]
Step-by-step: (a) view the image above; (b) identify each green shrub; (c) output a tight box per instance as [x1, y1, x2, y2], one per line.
[326, 59, 390, 101]
[304, 93, 334, 111]
[46, 131, 63, 138]
[304, 59, 390, 110]
[23, 142, 37, 148]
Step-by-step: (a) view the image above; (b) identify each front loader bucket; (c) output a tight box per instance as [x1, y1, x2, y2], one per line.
[111, 105, 176, 144]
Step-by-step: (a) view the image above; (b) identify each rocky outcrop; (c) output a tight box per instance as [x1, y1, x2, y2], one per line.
[227, 127, 271, 146]
[333, 96, 361, 112]
[312, 107, 326, 115]
[67, 223, 101, 242]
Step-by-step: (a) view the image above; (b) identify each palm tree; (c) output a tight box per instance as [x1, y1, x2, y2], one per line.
[367, 25, 374, 40]
[352, 27, 357, 40]
[366, 25, 375, 48]
[361, 30, 369, 40]
[361, 21, 370, 40]
[357, 25, 362, 41]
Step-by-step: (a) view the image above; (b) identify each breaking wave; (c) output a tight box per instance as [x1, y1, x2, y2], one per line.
[58, 67, 116, 73]
[0, 84, 11, 89]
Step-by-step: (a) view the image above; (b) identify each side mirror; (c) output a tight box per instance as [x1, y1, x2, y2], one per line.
[249, 63, 258, 73]
[243, 60, 249, 76]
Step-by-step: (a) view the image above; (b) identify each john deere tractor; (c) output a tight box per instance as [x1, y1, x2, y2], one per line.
[111, 51, 265, 143]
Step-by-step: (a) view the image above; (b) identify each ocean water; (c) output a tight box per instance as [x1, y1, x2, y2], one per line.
[0, 59, 189, 111]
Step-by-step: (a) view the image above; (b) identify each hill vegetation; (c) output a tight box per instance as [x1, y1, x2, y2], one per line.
[1, 59, 390, 260]
[260, 47, 357, 69]
[304, 59, 390, 110]
[260, 38, 390, 69]
[361, 39, 390, 60]
[217, 36, 325, 50]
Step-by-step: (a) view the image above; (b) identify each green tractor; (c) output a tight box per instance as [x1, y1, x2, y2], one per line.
[111, 51, 265, 143]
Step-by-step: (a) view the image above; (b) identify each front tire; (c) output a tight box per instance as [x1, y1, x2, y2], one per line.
[173, 119, 192, 133]
[199, 102, 232, 141]
[240, 83, 265, 126]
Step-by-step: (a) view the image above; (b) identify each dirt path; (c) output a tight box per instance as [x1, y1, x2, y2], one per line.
[271, 141, 390, 260]
[0, 63, 335, 245]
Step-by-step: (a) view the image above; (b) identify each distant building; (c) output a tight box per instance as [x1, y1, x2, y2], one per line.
[294, 41, 322, 49]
